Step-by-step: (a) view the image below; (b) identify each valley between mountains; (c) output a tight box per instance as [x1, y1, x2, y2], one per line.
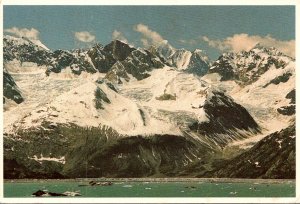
[3, 35, 295, 179]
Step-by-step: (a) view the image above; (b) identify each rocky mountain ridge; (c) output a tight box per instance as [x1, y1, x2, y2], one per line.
[3, 35, 295, 179]
[208, 43, 294, 85]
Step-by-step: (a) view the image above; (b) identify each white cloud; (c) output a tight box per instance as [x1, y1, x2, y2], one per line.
[140, 38, 150, 47]
[202, 33, 295, 57]
[178, 38, 198, 46]
[4, 27, 40, 40]
[134, 23, 164, 47]
[112, 30, 128, 43]
[74, 31, 95, 43]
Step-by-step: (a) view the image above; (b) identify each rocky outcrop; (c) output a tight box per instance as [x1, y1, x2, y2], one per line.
[210, 124, 295, 179]
[277, 105, 295, 116]
[189, 90, 260, 147]
[105, 48, 165, 83]
[87, 40, 135, 73]
[46, 49, 97, 75]
[155, 42, 210, 76]
[94, 87, 111, 109]
[208, 44, 294, 85]
[4, 35, 97, 75]
[4, 36, 52, 65]
[185, 49, 210, 76]
[3, 68, 24, 104]
[160, 46, 210, 76]
[277, 89, 296, 116]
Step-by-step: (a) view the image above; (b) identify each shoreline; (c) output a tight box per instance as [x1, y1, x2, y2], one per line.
[4, 178, 295, 184]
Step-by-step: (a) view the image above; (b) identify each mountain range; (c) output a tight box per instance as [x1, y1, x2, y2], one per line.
[3, 35, 295, 179]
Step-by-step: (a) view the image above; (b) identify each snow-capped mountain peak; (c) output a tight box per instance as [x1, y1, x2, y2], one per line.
[4, 35, 49, 51]
[250, 43, 285, 57]
[156, 40, 176, 60]
[208, 42, 294, 83]
[27, 39, 50, 51]
[3, 33, 295, 180]
[193, 49, 210, 64]
[168, 48, 192, 70]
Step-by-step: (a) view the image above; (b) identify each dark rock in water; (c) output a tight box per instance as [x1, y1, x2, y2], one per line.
[89, 181, 97, 186]
[32, 190, 67, 197]
[48, 192, 67, 196]
[88, 181, 113, 186]
[78, 184, 89, 187]
[185, 186, 196, 189]
[32, 190, 47, 197]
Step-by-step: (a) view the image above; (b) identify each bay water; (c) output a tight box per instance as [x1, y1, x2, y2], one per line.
[4, 179, 295, 197]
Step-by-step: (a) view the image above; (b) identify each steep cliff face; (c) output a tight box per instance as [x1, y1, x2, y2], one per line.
[87, 40, 135, 73]
[189, 89, 260, 147]
[156, 42, 210, 76]
[3, 68, 24, 104]
[105, 48, 165, 83]
[209, 124, 295, 179]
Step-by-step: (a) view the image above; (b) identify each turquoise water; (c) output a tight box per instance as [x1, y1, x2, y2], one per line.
[4, 180, 295, 197]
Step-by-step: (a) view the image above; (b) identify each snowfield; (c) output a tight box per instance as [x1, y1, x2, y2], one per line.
[4, 58, 294, 147]
[3, 37, 295, 150]
[5, 64, 212, 136]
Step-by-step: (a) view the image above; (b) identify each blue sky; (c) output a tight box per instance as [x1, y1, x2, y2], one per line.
[4, 6, 295, 59]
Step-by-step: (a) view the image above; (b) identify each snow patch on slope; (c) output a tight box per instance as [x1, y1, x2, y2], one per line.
[170, 50, 192, 70]
[121, 67, 210, 127]
[30, 39, 50, 51]
[29, 154, 66, 164]
[4, 35, 49, 51]
[5, 60, 47, 74]
[4, 66, 181, 136]
[204, 59, 295, 148]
